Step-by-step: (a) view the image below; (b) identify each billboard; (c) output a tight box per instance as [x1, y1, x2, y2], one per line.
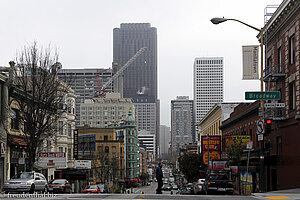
[225, 135, 251, 148]
[37, 152, 66, 168]
[201, 136, 221, 151]
[242, 45, 259, 80]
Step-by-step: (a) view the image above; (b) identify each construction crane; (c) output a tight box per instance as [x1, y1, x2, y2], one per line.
[95, 46, 147, 97]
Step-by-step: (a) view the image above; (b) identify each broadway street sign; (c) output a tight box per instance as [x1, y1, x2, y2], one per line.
[245, 91, 280, 100]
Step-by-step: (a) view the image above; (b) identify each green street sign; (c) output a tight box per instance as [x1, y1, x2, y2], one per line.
[245, 91, 281, 100]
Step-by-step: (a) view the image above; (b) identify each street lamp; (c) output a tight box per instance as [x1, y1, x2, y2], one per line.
[211, 17, 266, 192]
[210, 17, 263, 93]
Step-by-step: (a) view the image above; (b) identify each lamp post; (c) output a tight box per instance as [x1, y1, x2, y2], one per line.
[211, 17, 265, 192]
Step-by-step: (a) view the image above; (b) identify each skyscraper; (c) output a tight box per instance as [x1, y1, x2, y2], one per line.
[171, 96, 195, 153]
[194, 57, 223, 123]
[113, 23, 157, 102]
[160, 125, 171, 159]
[113, 23, 160, 157]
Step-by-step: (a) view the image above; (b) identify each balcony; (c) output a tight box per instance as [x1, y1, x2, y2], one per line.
[264, 107, 286, 120]
[263, 64, 285, 82]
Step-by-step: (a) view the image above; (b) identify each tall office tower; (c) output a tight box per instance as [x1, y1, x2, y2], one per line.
[171, 96, 195, 153]
[159, 125, 171, 160]
[57, 68, 113, 126]
[193, 57, 223, 123]
[113, 23, 160, 157]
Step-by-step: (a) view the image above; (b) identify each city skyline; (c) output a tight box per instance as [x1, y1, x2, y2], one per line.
[0, 0, 283, 126]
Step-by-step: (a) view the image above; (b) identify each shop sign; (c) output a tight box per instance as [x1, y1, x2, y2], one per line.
[1, 142, 5, 155]
[225, 135, 251, 147]
[37, 152, 66, 168]
[74, 160, 91, 169]
[202, 151, 220, 165]
[201, 136, 221, 151]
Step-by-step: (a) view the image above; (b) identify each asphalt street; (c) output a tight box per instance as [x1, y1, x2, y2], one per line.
[1, 184, 299, 200]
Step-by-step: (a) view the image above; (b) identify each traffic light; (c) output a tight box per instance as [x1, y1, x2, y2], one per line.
[265, 119, 272, 135]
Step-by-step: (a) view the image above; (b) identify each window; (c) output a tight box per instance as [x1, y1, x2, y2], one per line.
[267, 56, 272, 67]
[68, 148, 71, 160]
[59, 147, 63, 152]
[104, 136, 108, 141]
[278, 47, 282, 72]
[289, 81, 295, 110]
[105, 146, 109, 153]
[289, 34, 295, 65]
[58, 121, 64, 135]
[277, 136, 282, 159]
[10, 109, 19, 130]
[68, 124, 71, 136]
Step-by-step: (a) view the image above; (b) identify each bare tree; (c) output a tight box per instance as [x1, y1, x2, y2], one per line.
[9, 42, 70, 171]
[93, 149, 120, 186]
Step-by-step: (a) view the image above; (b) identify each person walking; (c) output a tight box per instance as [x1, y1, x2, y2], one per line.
[156, 162, 163, 194]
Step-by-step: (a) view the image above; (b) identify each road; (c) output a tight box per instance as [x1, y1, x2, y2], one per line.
[1, 183, 296, 200]
[0, 193, 261, 200]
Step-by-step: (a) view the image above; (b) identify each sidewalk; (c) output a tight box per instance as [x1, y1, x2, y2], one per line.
[253, 188, 300, 200]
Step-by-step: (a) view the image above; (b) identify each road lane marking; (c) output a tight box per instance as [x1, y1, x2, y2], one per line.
[264, 196, 291, 199]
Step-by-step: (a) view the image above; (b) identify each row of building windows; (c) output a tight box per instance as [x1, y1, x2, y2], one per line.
[81, 106, 124, 111]
[195, 59, 223, 65]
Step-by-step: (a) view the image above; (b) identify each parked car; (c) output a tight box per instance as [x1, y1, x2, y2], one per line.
[203, 173, 233, 195]
[3, 172, 48, 194]
[82, 185, 101, 193]
[186, 183, 194, 194]
[193, 179, 205, 194]
[171, 184, 178, 190]
[163, 178, 168, 184]
[48, 179, 72, 193]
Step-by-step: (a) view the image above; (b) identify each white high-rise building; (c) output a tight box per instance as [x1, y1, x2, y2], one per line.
[138, 130, 156, 157]
[194, 57, 223, 123]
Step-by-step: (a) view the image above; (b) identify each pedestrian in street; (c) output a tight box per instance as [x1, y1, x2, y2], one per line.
[156, 162, 163, 194]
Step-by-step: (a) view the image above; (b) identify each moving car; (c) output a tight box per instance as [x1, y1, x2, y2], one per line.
[3, 172, 48, 194]
[203, 173, 233, 195]
[82, 185, 101, 193]
[48, 179, 72, 193]
[193, 179, 205, 194]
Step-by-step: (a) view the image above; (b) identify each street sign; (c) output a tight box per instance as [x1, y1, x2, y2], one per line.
[264, 103, 285, 108]
[245, 91, 280, 100]
[258, 134, 264, 141]
[256, 119, 265, 134]
[246, 141, 253, 149]
[18, 158, 25, 164]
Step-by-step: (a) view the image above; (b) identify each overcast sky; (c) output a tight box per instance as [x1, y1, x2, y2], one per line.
[0, 0, 283, 127]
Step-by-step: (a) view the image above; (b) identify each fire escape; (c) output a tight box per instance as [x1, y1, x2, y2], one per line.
[263, 64, 286, 120]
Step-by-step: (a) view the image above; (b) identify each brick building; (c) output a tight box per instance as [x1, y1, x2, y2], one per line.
[220, 102, 261, 193]
[262, 0, 300, 191]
